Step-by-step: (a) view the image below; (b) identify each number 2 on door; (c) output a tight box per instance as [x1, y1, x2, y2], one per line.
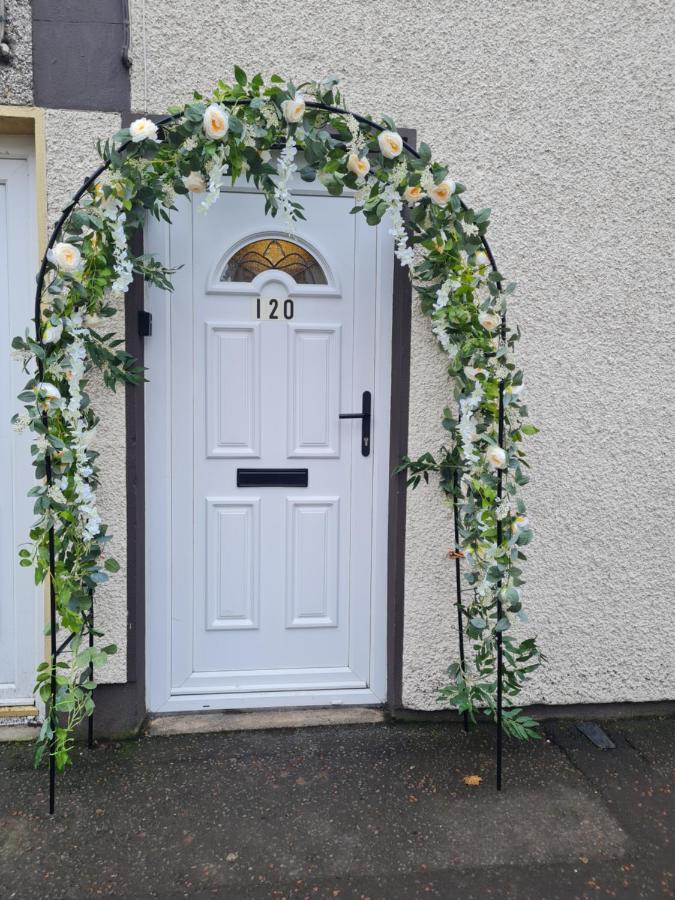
[256, 297, 294, 320]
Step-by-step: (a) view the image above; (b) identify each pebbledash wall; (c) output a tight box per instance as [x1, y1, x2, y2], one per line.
[2, 1, 674, 723]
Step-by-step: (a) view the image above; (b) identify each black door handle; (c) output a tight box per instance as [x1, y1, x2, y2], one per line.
[339, 390, 371, 456]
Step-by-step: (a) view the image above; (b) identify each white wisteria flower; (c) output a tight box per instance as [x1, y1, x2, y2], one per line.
[460, 219, 479, 236]
[274, 134, 298, 231]
[47, 242, 82, 273]
[478, 311, 501, 332]
[347, 152, 370, 178]
[202, 103, 229, 140]
[43, 322, 64, 344]
[377, 130, 403, 159]
[129, 117, 160, 143]
[485, 445, 507, 469]
[12, 410, 31, 433]
[281, 94, 305, 123]
[182, 171, 207, 193]
[428, 179, 455, 206]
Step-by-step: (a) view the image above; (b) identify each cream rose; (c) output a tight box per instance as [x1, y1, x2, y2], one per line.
[485, 445, 507, 469]
[377, 130, 403, 159]
[36, 382, 61, 402]
[47, 242, 82, 273]
[427, 179, 455, 206]
[43, 322, 63, 344]
[182, 171, 207, 193]
[464, 365, 485, 380]
[281, 94, 305, 123]
[203, 104, 229, 140]
[478, 311, 501, 332]
[129, 117, 159, 143]
[474, 250, 490, 269]
[403, 185, 423, 205]
[347, 152, 370, 178]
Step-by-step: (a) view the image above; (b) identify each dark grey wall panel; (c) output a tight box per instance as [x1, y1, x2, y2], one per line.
[32, 0, 129, 111]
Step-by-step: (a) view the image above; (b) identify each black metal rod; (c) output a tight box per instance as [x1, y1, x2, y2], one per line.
[88, 602, 94, 749]
[495, 313, 507, 792]
[54, 631, 76, 657]
[451, 469, 469, 733]
[47, 499, 57, 816]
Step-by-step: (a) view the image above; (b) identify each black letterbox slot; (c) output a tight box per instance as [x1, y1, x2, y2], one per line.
[237, 468, 309, 488]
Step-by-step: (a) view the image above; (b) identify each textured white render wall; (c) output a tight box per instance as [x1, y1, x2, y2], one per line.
[129, 0, 675, 707]
[44, 110, 127, 683]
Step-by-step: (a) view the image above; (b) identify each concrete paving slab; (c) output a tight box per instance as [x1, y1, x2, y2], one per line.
[145, 706, 387, 736]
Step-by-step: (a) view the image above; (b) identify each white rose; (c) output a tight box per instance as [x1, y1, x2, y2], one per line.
[403, 185, 423, 205]
[43, 322, 63, 344]
[347, 152, 370, 178]
[182, 171, 207, 193]
[203, 103, 229, 140]
[474, 250, 490, 269]
[281, 94, 305, 123]
[478, 311, 501, 332]
[427, 179, 455, 206]
[36, 382, 61, 402]
[485, 445, 507, 469]
[377, 130, 404, 159]
[464, 365, 485, 380]
[47, 242, 82, 273]
[129, 117, 160, 143]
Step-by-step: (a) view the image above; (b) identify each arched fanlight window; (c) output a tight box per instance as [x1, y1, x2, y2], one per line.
[221, 238, 327, 285]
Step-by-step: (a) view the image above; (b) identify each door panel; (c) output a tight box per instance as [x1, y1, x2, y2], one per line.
[0, 141, 40, 707]
[146, 180, 394, 711]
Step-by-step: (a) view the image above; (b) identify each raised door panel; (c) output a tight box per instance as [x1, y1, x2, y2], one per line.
[205, 498, 260, 630]
[205, 322, 260, 458]
[287, 325, 341, 458]
[285, 498, 339, 628]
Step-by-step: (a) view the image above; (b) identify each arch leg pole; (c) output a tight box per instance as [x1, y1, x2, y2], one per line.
[47, 519, 57, 815]
[496, 369, 506, 791]
[87, 604, 94, 750]
[451, 471, 469, 732]
[496, 606, 503, 791]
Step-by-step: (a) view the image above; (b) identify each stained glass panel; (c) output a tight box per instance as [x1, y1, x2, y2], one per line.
[221, 238, 327, 285]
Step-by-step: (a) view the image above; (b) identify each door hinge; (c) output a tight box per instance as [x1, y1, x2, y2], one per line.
[138, 310, 152, 337]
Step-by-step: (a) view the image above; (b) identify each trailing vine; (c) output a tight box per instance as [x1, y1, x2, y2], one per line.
[12, 69, 542, 769]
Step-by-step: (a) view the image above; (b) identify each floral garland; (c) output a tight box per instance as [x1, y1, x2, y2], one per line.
[12, 70, 542, 769]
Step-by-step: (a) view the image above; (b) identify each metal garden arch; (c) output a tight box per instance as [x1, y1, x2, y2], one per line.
[34, 99, 508, 814]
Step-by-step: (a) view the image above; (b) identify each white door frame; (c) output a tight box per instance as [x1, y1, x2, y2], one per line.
[145, 181, 395, 713]
[0, 135, 42, 707]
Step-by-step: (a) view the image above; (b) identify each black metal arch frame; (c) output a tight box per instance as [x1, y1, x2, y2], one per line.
[34, 99, 507, 815]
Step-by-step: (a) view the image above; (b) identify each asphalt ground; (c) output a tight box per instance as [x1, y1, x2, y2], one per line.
[0, 716, 672, 898]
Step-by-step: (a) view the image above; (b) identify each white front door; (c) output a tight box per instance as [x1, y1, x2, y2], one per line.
[0, 137, 41, 707]
[146, 180, 394, 712]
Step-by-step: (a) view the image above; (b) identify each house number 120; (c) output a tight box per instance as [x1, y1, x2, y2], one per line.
[256, 297, 294, 320]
